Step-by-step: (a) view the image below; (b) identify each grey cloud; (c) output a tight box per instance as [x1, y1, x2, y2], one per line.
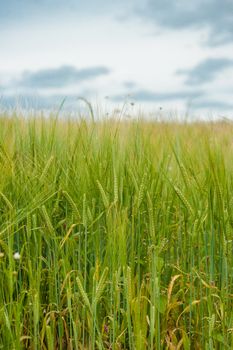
[137, 0, 233, 45]
[0, 1, 87, 23]
[0, 93, 93, 111]
[0, 0, 131, 26]
[0, 95, 60, 110]
[191, 99, 233, 111]
[16, 65, 110, 89]
[112, 89, 233, 112]
[112, 89, 203, 102]
[2, 1, 233, 46]
[124, 81, 137, 89]
[177, 58, 233, 85]
[2, 92, 232, 114]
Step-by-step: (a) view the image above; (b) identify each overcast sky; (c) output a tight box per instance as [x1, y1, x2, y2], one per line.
[1, 0, 233, 116]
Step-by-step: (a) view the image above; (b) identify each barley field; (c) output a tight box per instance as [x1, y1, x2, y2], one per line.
[0, 113, 233, 349]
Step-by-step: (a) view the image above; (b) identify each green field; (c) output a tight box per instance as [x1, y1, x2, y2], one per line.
[0, 114, 233, 349]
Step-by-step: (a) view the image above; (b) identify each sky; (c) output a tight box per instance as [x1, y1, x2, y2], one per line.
[0, 0, 233, 117]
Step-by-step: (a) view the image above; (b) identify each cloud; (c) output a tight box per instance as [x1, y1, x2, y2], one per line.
[112, 89, 203, 102]
[0, 1, 82, 23]
[112, 89, 233, 112]
[15, 65, 110, 89]
[2, 91, 232, 114]
[177, 58, 233, 85]
[2, 1, 233, 46]
[191, 99, 233, 111]
[0, 95, 60, 110]
[137, 0, 233, 46]
[124, 81, 137, 89]
[0, 93, 94, 111]
[0, 0, 128, 26]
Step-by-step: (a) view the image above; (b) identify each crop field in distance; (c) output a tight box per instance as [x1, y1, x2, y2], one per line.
[0, 112, 233, 349]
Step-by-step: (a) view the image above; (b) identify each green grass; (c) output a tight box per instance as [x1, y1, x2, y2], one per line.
[0, 114, 233, 349]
